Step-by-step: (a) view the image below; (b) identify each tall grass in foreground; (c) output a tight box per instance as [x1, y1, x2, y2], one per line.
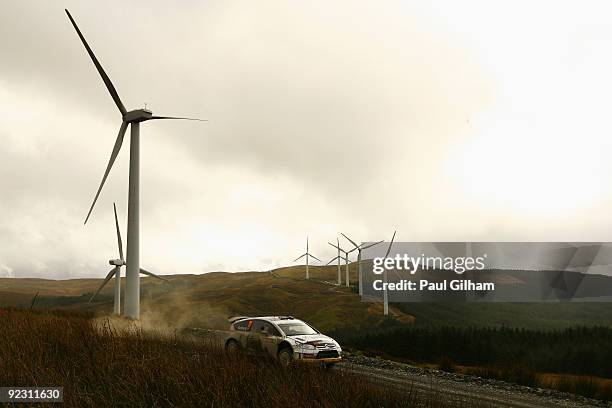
[0, 308, 466, 407]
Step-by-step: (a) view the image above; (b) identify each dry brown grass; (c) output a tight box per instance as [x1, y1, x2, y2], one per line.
[538, 373, 612, 401]
[0, 308, 460, 407]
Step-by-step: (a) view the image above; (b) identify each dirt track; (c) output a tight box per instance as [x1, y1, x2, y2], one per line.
[338, 355, 611, 408]
[183, 328, 610, 407]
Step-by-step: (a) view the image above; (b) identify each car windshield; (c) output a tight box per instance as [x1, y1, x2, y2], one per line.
[277, 322, 318, 336]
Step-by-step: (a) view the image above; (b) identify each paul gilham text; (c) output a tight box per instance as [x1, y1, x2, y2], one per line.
[373, 279, 495, 292]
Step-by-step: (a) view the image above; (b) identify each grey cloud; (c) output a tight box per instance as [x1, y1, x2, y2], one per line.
[0, 1, 496, 278]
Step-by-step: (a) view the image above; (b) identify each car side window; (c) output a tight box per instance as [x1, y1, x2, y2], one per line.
[265, 322, 281, 337]
[251, 319, 266, 333]
[251, 320, 281, 336]
[233, 320, 250, 331]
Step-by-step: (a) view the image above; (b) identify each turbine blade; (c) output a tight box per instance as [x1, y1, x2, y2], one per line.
[309, 254, 322, 263]
[341, 233, 359, 249]
[384, 231, 397, 258]
[326, 256, 340, 265]
[328, 242, 344, 252]
[84, 121, 128, 224]
[65, 9, 127, 115]
[146, 115, 207, 122]
[113, 203, 124, 261]
[293, 253, 307, 262]
[30, 292, 39, 310]
[361, 240, 384, 250]
[89, 267, 118, 302]
[139, 268, 169, 282]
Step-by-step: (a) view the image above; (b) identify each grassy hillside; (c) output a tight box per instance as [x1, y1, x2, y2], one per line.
[0, 264, 413, 332]
[2, 264, 612, 332]
[396, 302, 612, 330]
[0, 308, 431, 407]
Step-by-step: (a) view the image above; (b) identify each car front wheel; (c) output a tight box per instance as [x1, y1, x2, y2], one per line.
[278, 348, 294, 367]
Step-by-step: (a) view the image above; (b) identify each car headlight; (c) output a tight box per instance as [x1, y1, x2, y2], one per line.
[301, 344, 316, 351]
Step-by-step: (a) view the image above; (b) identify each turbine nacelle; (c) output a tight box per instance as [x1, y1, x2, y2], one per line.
[123, 109, 153, 123]
[109, 259, 125, 267]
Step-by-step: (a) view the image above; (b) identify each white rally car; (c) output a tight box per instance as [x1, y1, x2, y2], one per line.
[224, 316, 342, 366]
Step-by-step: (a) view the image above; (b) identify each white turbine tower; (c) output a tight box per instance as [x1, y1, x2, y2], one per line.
[89, 203, 168, 314]
[382, 231, 397, 316]
[326, 237, 342, 285]
[65, 10, 205, 319]
[341, 233, 383, 295]
[327, 241, 356, 287]
[292, 237, 321, 279]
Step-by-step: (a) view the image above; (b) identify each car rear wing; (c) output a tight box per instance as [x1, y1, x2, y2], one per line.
[227, 315, 251, 324]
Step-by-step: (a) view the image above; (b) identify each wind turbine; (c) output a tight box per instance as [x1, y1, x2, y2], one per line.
[292, 237, 322, 279]
[65, 10, 204, 319]
[89, 203, 168, 314]
[341, 233, 383, 295]
[327, 241, 356, 287]
[381, 231, 396, 316]
[327, 237, 342, 285]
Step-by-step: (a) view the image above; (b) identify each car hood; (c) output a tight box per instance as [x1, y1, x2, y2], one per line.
[288, 334, 336, 344]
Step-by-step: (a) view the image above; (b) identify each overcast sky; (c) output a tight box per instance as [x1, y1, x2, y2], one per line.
[2, 1, 612, 279]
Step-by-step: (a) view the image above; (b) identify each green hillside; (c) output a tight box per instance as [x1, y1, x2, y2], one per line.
[2, 264, 612, 332]
[0, 264, 412, 332]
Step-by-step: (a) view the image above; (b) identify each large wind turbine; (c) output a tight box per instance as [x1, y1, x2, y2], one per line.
[328, 241, 356, 287]
[292, 237, 322, 279]
[89, 203, 168, 314]
[341, 233, 383, 295]
[65, 10, 204, 319]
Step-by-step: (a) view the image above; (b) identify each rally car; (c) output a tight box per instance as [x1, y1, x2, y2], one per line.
[224, 316, 342, 366]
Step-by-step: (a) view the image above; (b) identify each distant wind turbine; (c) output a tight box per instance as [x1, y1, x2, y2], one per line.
[65, 10, 205, 319]
[89, 203, 168, 314]
[325, 237, 343, 285]
[292, 237, 322, 279]
[382, 231, 397, 316]
[341, 233, 383, 295]
[328, 241, 356, 287]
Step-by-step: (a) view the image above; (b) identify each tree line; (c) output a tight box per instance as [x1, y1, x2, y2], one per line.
[339, 325, 612, 378]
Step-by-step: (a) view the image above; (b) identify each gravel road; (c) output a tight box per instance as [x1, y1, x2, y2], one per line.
[183, 328, 610, 407]
[339, 354, 611, 408]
